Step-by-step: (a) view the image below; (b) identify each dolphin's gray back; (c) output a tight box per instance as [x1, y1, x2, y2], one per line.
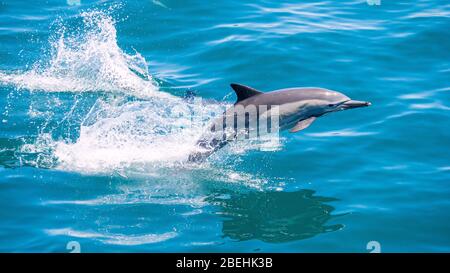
[237, 87, 349, 108]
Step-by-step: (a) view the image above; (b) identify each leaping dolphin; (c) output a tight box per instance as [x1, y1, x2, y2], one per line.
[188, 83, 371, 162]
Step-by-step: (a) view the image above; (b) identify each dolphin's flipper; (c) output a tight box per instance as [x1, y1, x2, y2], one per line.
[289, 117, 316, 133]
[230, 83, 263, 103]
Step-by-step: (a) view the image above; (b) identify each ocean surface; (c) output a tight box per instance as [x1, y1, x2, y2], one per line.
[0, 0, 449, 252]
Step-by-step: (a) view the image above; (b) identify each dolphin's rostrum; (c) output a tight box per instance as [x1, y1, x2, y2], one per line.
[188, 83, 371, 162]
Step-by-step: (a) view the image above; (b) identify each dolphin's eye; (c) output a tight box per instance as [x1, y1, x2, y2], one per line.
[328, 104, 334, 107]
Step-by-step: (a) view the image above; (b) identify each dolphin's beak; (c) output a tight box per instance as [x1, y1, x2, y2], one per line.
[341, 100, 371, 110]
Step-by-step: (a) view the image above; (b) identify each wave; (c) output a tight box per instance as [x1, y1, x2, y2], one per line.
[211, 2, 384, 36]
[306, 128, 377, 138]
[410, 102, 450, 111]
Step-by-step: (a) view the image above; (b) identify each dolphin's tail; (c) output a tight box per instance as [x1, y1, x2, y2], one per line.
[187, 150, 215, 163]
[187, 137, 228, 163]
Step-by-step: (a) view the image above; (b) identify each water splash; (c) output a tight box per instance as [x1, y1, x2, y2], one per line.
[0, 10, 162, 98]
[0, 9, 279, 187]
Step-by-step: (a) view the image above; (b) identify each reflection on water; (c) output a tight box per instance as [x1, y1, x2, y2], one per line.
[208, 189, 344, 243]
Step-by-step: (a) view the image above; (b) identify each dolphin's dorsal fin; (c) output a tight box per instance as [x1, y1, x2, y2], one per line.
[230, 83, 263, 103]
[290, 117, 316, 133]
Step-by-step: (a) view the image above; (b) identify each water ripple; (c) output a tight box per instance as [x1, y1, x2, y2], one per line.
[45, 228, 177, 246]
[306, 128, 377, 138]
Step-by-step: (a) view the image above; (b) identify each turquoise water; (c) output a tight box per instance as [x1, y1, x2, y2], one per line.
[0, 0, 449, 252]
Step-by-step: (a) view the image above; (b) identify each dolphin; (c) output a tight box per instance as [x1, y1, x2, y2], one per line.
[188, 83, 371, 162]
